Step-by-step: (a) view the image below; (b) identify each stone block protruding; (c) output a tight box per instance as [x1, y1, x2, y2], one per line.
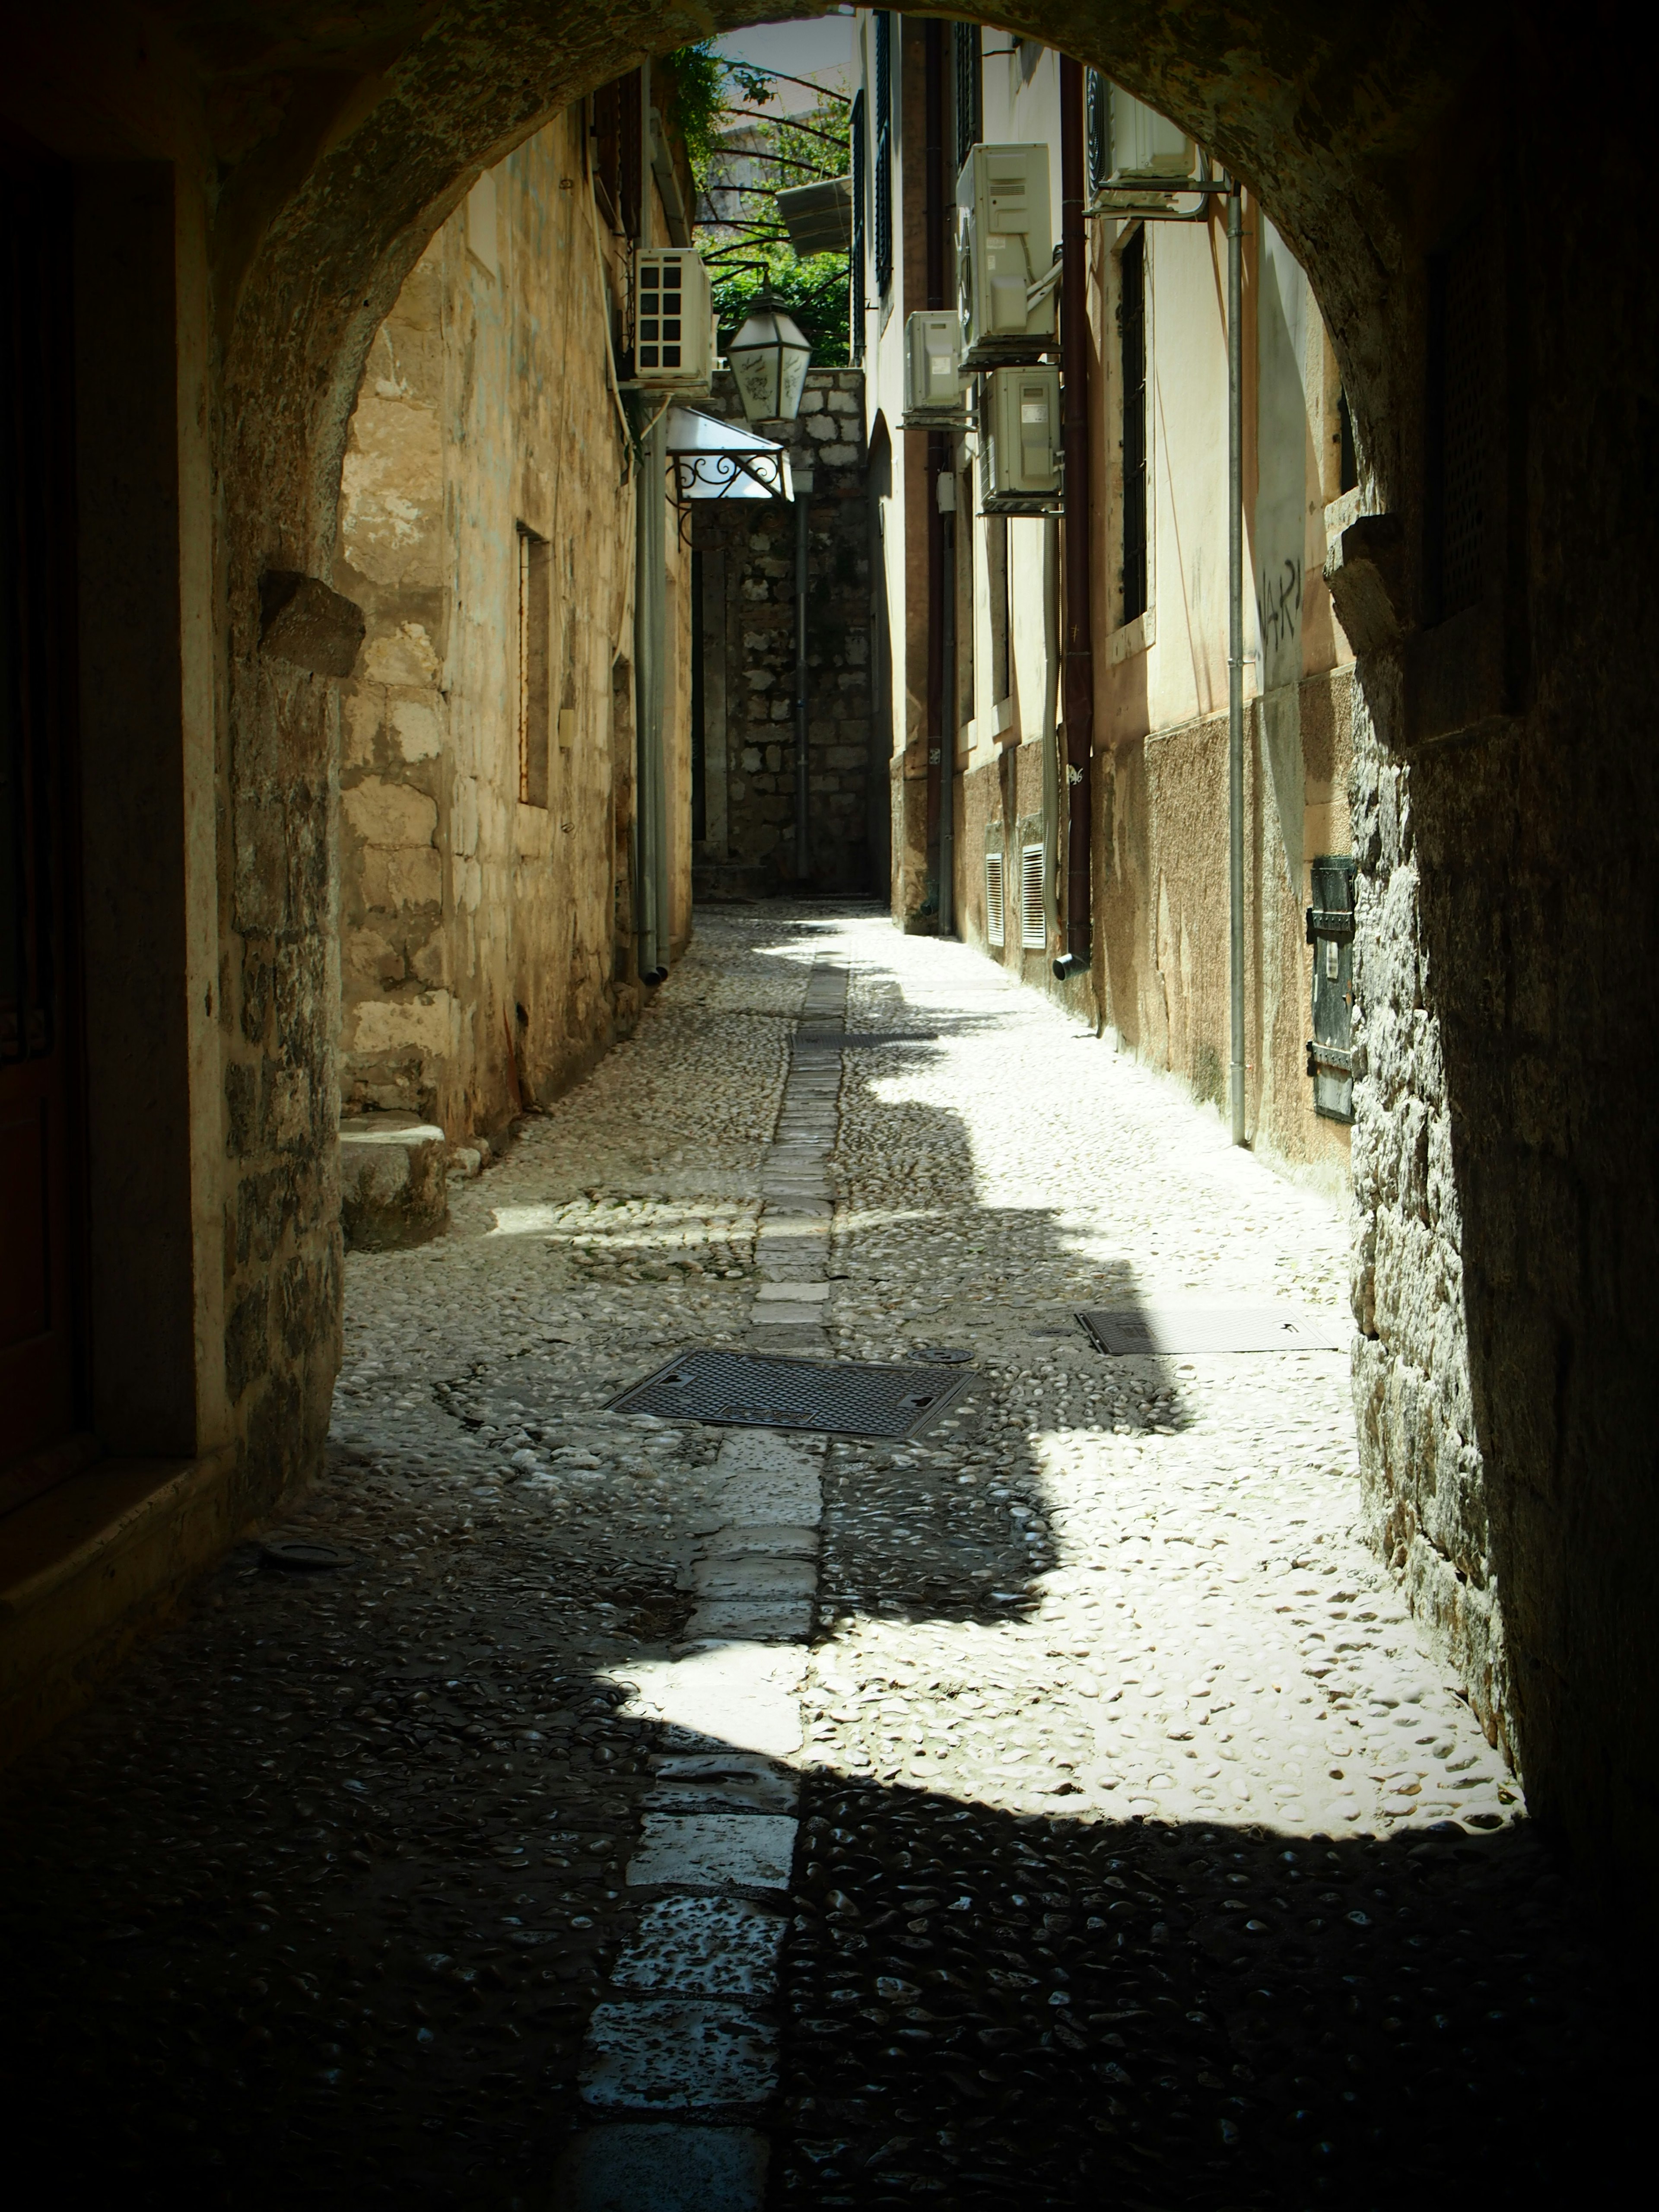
[338, 1114, 448, 1249]
[1323, 513, 1405, 657]
[259, 569, 367, 679]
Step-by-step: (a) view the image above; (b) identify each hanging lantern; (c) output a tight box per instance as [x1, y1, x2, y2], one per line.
[726, 294, 812, 425]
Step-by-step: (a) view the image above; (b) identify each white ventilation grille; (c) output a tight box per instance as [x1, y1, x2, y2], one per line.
[985, 851, 1005, 946]
[1020, 843, 1046, 949]
[632, 249, 713, 389]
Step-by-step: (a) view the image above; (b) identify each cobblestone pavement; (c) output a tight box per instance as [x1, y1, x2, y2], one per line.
[0, 906, 1634, 2207]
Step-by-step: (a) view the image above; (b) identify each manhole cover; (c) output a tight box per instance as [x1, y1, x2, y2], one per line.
[608, 1348, 973, 1438]
[1076, 1308, 1348, 1356]
[260, 1535, 356, 1572]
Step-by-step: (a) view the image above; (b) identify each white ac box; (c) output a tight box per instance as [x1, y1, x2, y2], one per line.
[982, 365, 1061, 512]
[630, 248, 714, 391]
[1103, 87, 1195, 191]
[957, 143, 1056, 363]
[902, 311, 968, 423]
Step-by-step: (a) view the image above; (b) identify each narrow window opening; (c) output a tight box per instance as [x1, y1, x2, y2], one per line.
[874, 13, 894, 296]
[850, 90, 868, 361]
[1119, 227, 1148, 623]
[987, 512, 1011, 709]
[1085, 68, 1109, 196]
[517, 526, 551, 808]
[1337, 388, 1359, 494]
[953, 24, 982, 163]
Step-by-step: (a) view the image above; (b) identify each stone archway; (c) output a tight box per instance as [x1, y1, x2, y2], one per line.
[9, 3, 1655, 1913]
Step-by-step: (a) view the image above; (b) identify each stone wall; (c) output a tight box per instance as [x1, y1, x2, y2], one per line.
[692, 369, 874, 894]
[333, 111, 685, 1146]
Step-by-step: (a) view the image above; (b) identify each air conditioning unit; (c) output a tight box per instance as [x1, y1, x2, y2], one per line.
[1105, 88, 1195, 188]
[902, 311, 968, 423]
[982, 365, 1060, 511]
[957, 143, 1056, 364]
[630, 248, 714, 391]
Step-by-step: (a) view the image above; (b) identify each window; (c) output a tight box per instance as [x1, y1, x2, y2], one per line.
[1337, 388, 1359, 494]
[1424, 220, 1489, 621]
[517, 526, 551, 807]
[589, 73, 642, 238]
[953, 24, 982, 166]
[987, 513, 1011, 708]
[1020, 843, 1046, 949]
[985, 849, 1005, 947]
[874, 13, 894, 296]
[850, 90, 867, 361]
[1085, 69, 1109, 195]
[1119, 226, 1148, 623]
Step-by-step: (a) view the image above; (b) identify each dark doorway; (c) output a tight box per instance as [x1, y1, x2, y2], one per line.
[0, 133, 87, 1498]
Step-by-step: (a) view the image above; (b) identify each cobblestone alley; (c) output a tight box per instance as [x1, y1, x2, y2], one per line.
[1, 909, 1634, 2208]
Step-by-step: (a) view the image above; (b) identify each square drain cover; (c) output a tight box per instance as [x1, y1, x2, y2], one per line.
[609, 1348, 973, 1439]
[1077, 1307, 1348, 1355]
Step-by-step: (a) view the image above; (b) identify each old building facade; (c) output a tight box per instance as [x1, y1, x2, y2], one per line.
[336, 105, 693, 1168]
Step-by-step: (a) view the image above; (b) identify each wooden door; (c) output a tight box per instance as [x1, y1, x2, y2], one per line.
[1, 135, 86, 1492]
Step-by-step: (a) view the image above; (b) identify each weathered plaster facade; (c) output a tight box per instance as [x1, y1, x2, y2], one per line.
[692, 368, 876, 897]
[334, 112, 690, 1147]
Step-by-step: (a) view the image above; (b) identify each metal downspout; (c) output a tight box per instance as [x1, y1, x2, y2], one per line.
[1055, 54, 1093, 983]
[1227, 180, 1246, 1142]
[632, 58, 669, 985]
[922, 22, 947, 928]
[794, 475, 810, 880]
[938, 505, 955, 933]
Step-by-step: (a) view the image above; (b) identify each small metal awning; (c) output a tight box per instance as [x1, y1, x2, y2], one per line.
[664, 406, 793, 502]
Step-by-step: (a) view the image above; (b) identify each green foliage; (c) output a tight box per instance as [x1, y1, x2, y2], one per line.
[663, 44, 852, 370]
[664, 44, 736, 168]
[711, 253, 850, 369]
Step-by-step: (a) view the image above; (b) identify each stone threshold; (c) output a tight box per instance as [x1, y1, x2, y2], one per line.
[0, 1445, 239, 1770]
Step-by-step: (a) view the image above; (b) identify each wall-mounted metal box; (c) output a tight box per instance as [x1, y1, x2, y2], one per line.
[982, 364, 1060, 512]
[957, 143, 1056, 363]
[1306, 854, 1357, 1122]
[630, 248, 714, 391]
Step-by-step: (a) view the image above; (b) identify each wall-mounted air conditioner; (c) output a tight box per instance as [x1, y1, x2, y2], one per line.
[982, 365, 1060, 512]
[902, 311, 968, 424]
[1104, 88, 1195, 191]
[957, 143, 1055, 365]
[629, 248, 714, 391]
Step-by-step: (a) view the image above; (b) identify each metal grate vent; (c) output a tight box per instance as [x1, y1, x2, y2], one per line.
[609, 1348, 973, 1439]
[1020, 843, 1046, 949]
[1077, 1308, 1348, 1355]
[985, 851, 1005, 946]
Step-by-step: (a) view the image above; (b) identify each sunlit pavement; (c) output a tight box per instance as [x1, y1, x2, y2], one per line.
[0, 906, 1633, 2207]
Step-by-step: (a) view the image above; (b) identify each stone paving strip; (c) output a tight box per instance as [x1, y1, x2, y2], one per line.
[556, 956, 846, 2209]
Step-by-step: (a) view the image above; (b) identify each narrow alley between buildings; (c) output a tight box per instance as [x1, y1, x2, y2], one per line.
[1, 909, 1632, 2208]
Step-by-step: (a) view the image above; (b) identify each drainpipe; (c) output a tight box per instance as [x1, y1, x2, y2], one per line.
[794, 465, 811, 880]
[921, 22, 948, 927]
[1054, 54, 1093, 982]
[938, 502, 955, 933]
[1227, 179, 1246, 1141]
[632, 58, 669, 984]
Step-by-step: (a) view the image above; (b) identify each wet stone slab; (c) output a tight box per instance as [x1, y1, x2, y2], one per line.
[579, 1999, 779, 2109]
[610, 1896, 789, 1998]
[626, 1812, 798, 1892]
